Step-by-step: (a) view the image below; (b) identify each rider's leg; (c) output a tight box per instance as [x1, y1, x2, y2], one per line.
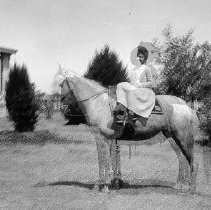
[114, 103, 127, 124]
[115, 82, 136, 123]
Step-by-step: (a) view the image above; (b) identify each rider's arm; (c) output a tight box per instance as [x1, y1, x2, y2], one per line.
[137, 67, 156, 89]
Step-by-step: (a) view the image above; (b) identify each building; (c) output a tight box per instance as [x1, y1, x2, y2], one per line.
[0, 46, 17, 118]
[0, 46, 17, 94]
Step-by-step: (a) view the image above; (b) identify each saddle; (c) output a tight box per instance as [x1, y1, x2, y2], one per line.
[108, 85, 163, 126]
[152, 98, 163, 114]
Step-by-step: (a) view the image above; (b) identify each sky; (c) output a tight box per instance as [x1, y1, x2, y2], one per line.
[0, 0, 211, 93]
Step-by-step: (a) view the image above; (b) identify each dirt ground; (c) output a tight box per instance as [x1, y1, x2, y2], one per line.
[0, 112, 211, 209]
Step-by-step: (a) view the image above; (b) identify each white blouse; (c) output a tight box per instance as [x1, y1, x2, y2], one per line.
[131, 65, 147, 87]
[130, 64, 156, 89]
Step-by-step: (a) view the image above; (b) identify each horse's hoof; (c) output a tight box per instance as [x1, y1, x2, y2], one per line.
[93, 184, 99, 191]
[111, 178, 124, 189]
[100, 184, 110, 193]
[173, 182, 182, 190]
[190, 162, 198, 194]
[181, 183, 190, 192]
[189, 183, 196, 194]
[173, 181, 190, 192]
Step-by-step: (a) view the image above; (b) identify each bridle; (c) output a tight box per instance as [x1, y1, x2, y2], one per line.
[63, 78, 108, 103]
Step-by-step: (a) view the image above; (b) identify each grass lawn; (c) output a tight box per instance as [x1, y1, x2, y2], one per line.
[0, 112, 210, 209]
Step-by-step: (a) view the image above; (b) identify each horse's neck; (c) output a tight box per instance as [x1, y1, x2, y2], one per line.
[74, 79, 112, 126]
[74, 79, 103, 101]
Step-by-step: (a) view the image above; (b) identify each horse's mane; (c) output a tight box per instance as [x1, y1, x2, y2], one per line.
[80, 76, 105, 91]
[78, 76, 117, 102]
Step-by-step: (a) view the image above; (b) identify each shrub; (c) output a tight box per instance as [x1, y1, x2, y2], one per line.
[5, 64, 39, 132]
[34, 90, 46, 114]
[155, 25, 196, 99]
[156, 26, 211, 102]
[199, 76, 211, 144]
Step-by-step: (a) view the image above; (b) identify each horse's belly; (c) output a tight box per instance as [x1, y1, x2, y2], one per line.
[117, 122, 162, 141]
[134, 115, 165, 140]
[116, 113, 166, 141]
[134, 127, 161, 140]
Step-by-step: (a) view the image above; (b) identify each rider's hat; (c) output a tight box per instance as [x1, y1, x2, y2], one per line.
[130, 41, 158, 66]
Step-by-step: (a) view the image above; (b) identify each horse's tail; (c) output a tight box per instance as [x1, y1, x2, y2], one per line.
[170, 104, 194, 166]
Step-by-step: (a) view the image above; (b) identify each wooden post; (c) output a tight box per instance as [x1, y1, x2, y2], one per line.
[129, 145, 132, 159]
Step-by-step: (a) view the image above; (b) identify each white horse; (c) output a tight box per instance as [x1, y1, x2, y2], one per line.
[60, 75, 198, 193]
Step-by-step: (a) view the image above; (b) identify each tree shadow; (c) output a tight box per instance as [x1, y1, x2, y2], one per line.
[0, 129, 84, 145]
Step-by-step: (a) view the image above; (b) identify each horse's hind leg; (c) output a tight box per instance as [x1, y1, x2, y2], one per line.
[170, 125, 197, 192]
[173, 136, 198, 193]
[168, 138, 192, 191]
[167, 105, 198, 192]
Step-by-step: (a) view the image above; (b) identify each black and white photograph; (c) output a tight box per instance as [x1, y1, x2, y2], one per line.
[0, 0, 211, 209]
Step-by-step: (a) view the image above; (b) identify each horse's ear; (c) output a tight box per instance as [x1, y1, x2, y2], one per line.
[73, 74, 82, 79]
[67, 69, 81, 77]
[59, 80, 64, 87]
[68, 71, 75, 77]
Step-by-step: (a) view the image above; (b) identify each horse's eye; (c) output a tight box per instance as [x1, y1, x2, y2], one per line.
[61, 96, 65, 101]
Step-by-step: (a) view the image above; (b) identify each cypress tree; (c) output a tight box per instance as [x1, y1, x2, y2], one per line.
[84, 45, 129, 86]
[5, 64, 39, 132]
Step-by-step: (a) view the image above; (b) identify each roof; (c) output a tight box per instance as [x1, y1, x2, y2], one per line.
[0, 46, 17, 55]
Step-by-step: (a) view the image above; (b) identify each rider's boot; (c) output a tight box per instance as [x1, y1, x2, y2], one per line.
[128, 110, 138, 123]
[114, 103, 127, 125]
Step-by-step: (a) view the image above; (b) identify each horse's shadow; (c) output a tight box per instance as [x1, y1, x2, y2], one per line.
[33, 179, 211, 198]
[50, 181, 95, 190]
[34, 179, 177, 194]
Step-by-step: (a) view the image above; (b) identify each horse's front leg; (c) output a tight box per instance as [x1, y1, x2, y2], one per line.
[95, 136, 112, 192]
[110, 140, 123, 189]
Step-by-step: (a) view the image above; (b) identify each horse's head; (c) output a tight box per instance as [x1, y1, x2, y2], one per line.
[60, 75, 110, 126]
[59, 68, 84, 96]
[60, 76, 76, 96]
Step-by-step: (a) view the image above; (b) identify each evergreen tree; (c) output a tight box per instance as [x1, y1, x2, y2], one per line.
[5, 64, 39, 132]
[84, 45, 129, 86]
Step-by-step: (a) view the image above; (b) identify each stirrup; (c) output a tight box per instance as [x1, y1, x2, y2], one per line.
[116, 116, 126, 124]
[128, 110, 138, 121]
[153, 105, 162, 113]
[116, 115, 124, 121]
[115, 111, 128, 125]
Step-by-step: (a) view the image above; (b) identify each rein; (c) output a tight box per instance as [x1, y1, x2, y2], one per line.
[64, 78, 108, 103]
